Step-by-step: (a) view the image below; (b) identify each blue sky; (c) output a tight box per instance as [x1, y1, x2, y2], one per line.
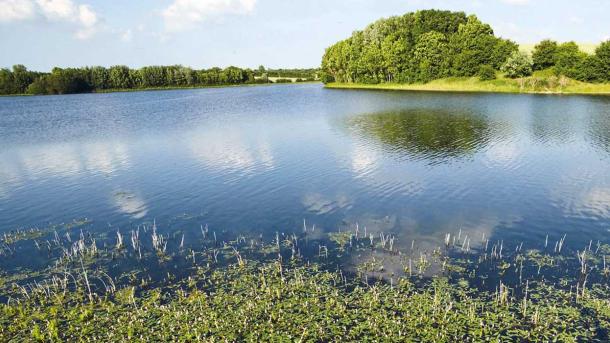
[1, 0, 609, 71]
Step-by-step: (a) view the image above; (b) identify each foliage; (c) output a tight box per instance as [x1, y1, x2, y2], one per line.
[532, 40, 559, 70]
[0, 65, 319, 96]
[478, 65, 496, 81]
[414, 31, 450, 82]
[595, 40, 610, 81]
[321, 10, 517, 84]
[501, 51, 533, 78]
[554, 42, 587, 78]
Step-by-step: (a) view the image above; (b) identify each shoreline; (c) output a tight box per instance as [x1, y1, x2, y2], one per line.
[325, 78, 610, 96]
[0, 81, 322, 98]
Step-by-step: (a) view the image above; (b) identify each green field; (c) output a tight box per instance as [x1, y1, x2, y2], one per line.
[520, 42, 599, 55]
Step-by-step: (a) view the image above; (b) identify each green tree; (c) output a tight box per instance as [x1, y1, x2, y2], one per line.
[11, 64, 36, 93]
[321, 10, 511, 84]
[413, 31, 449, 82]
[109, 65, 133, 89]
[450, 16, 512, 76]
[501, 51, 533, 78]
[26, 76, 50, 95]
[594, 40, 610, 81]
[532, 40, 558, 70]
[574, 55, 604, 82]
[90, 66, 110, 90]
[554, 42, 586, 77]
[0, 68, 13, 94]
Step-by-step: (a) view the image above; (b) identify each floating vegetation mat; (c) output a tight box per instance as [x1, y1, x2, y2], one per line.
[1, 220, 610, 341]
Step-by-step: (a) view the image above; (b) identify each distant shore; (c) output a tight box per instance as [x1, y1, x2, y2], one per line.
[325, 77, 610, 95]
[0, 81, 321, 97]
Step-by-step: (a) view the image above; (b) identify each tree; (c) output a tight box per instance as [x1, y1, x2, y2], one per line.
[26, 76, 50, 95]
[501, 51, 533, 78]
[532, 40, 558, 70]
[90, 66, 110, 90]
[595, 40, 610, 81]
[321, 10, 512, 84]
[11, 65, 36, 93]
[554, 42, 586, 78]
[109, 65, 133, 89]
[574, 55, 604, 82]
[413, 31, 449, 82]
[0, 68, 13, 94]
[449, 15, 513, 76]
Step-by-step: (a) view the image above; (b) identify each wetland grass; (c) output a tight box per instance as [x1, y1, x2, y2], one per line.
[1, 220, 610, 341]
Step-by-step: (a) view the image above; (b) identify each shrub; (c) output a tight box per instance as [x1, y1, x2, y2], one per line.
[574, 55, 604, 83]
[478, 65, 496, 81]
[501, 51, 533, 78]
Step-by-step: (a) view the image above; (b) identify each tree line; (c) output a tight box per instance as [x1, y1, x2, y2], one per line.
[0, 65, 319, 95]
[321, 10, 610, 84]
[530, 40, 610, 82]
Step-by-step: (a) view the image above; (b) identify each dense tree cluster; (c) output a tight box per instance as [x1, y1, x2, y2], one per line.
[532, 40, 610, 82]
[321, 10, 518, 84]
[0, 65, 42, 94]
[0, 65, 319, 95]
[321, 10, 610, 85]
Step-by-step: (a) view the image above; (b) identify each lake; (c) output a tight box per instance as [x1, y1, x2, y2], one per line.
[1, 83, 609, 258]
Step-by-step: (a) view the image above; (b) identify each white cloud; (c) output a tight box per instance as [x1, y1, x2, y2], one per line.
[0, 0, 99, 39]
[501, 0, 529, 4]
[0, 0, 35, 21]
[162, 0, 256, 32]
[37, 0, 74, 19]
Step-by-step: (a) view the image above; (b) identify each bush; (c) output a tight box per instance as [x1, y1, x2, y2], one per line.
[501, 51, 533, 78]
[574, 55, 604, 82]
[478, 65, 496, 81]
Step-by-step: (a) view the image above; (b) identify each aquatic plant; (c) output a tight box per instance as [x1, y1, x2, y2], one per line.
[1, 220, 610, 341]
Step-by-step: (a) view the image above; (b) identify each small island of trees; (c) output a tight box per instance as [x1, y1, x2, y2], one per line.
[321, 10, 610, 93]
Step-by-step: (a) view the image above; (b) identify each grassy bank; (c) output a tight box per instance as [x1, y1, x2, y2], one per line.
[325, 75, 610, 95]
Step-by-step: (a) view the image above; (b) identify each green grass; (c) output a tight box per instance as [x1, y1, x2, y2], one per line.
[326, 75, 610, 95]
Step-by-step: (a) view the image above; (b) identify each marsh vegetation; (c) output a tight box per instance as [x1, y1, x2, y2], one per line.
[1, 218, 610, 341]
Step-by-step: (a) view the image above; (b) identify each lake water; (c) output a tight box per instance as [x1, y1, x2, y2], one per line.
[1, 83, 610, 253]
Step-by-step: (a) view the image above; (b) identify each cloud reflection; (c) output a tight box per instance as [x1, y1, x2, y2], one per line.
[0, 141, 130, 198]
[113, 190, 148, 219]
[187, 128, 274, 174]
